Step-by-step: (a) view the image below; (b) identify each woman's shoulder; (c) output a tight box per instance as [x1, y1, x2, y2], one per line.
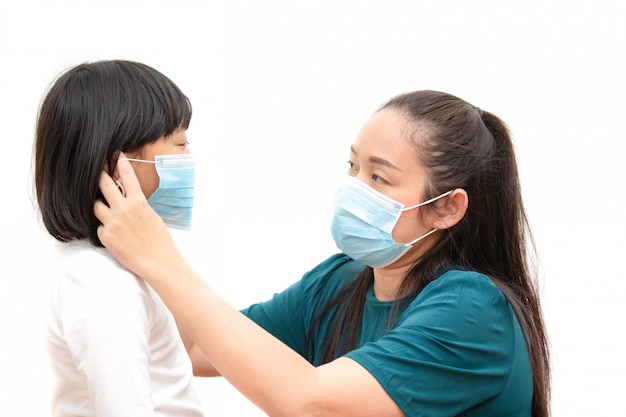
[300, 253, 366, 293]
[405, 268, 513, 326]
[425, 268, 504, 299]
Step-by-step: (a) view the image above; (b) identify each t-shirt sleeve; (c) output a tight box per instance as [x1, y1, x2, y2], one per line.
[344, 271, 518, 417]
[241, 254, 354, 357]
[61, 267, 157, 417]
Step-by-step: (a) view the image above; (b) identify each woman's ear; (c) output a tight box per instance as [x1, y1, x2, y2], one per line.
[431, 188, 468, 230]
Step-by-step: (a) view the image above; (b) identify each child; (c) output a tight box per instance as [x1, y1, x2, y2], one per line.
[34, 60, 204, 417]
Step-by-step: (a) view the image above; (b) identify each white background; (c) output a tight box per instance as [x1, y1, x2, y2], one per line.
[1, 1, 624, 416]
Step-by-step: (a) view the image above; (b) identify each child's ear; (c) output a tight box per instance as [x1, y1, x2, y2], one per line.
[431, 189, 468, 230]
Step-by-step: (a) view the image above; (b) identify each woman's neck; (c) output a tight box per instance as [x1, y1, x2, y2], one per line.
[372, 265, 410, 301]
[371, 238, 437, 301]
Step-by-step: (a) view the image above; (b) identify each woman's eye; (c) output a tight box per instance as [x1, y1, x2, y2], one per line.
[372, 174, 385, 184]
[347, 160, 357, 171]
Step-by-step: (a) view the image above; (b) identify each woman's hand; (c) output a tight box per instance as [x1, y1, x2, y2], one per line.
[94, 155, 180, 279]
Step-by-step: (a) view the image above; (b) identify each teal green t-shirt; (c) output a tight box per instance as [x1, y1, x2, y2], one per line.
[242, 254, 532, 417]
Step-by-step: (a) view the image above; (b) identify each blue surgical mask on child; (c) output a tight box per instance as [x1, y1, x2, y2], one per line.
[118, 154, 195, 230]
[330, 176, 452, 268]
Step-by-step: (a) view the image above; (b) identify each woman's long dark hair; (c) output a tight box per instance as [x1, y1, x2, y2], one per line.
[308, 90, 550, 416]
[35, 60, 192, 246]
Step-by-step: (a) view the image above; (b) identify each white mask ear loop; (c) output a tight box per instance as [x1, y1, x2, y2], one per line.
[407, 228, 440, 245]
[115, 179, 126, 197]
[402, 190, 453, 211]
[402, 190, 454, 245]
[118, 157, 156, 164]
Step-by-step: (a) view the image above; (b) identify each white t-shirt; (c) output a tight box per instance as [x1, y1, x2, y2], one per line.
[45, 240, 205, 417]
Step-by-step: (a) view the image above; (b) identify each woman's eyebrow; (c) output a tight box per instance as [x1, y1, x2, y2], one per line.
[351, 145, 399, 170]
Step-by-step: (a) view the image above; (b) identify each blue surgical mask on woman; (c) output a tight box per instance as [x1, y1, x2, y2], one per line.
[330, 176, 452, 268]
[118, 154, 195, 230]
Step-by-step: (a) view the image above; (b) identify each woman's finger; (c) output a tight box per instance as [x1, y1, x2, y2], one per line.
[94, 198, 110, 223]
[98, 168, 122, 206]
[114, 152, 144, 199]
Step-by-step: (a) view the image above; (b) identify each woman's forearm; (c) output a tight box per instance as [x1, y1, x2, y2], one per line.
[177, 319, 220, 377]
[145, 255, 320, 416]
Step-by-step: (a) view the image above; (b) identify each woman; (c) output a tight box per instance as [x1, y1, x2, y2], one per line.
[96, 90, 550, 416]
[35, 60, 203, 416]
